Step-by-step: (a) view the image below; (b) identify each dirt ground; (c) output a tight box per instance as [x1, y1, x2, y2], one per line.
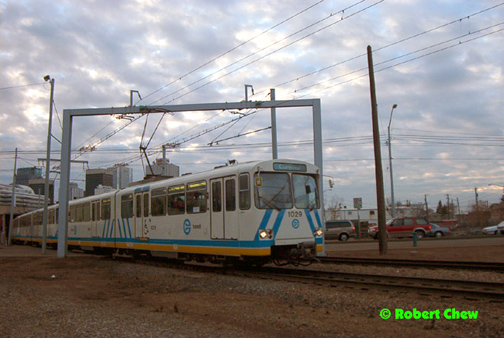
[0, 244, 503, 338]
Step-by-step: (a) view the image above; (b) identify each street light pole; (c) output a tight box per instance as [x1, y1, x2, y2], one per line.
[388, 104, 398, 218]
[42, 76, 55, 254]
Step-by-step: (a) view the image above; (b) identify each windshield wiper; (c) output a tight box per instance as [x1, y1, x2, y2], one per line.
[259, 196, 281, 211]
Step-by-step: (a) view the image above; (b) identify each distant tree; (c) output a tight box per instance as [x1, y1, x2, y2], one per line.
[409, 203, 427, 217]
[436, 201, 449, 216]
[324, 195, 345, 220]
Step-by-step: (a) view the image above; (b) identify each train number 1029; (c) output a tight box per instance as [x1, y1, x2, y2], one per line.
[287, 211, 303, 218]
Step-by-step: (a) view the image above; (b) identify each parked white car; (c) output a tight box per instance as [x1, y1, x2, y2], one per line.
[482, 221, 504, 235]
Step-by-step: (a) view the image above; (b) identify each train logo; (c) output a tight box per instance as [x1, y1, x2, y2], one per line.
[183, 219, 192, 235]
[292, 219, 300, 229]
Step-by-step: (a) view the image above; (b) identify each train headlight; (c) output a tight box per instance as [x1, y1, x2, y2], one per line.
[259, 229, 268, 239]
[313, 227, 323, 237]
[259, 229, 273, 239]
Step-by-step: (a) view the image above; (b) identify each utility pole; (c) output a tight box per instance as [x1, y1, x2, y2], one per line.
[367, 45, 387, 255]
[5, 148, 18, 246]
[446, 194, 450, 219]
[162, 145, 167, 176]
[42, 76, 55, 254]
[270, 88, 278, 160]
[424, 194, 429, 219]
[387, 104, 398, 218]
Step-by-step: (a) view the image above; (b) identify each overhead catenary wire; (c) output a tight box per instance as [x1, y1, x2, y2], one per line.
[139, 0, 328, 105]
[156, 0, 384, 105]
[243, 2, 504, 98]
[39, 2, 503, 165]
[2, 2, 502, 180]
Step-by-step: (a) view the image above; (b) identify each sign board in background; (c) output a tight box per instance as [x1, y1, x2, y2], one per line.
[353, 197, 362, 209]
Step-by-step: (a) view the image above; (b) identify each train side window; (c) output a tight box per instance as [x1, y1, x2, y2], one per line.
[83, 203, 90, 222]
[55, 207, 58, 223]
[49, 209, 55, 224]
[101, 198, 111, 220]
[121, 194, 134, 218]
[168, 185, 185, 215]
[76, 204, 83, 222]
[91, 202, 99, 222]
[212, 181, 222, 212]
[226, 179, 236, 212]
[136, 194, 142, 218]
[187, 181, 207, 214]
[239, 174, 250, 210]
[151, 188, 167, 216]
[69, 205, 76, 223]
[143, 193, 149, 217]
[34, 212, 42, 226]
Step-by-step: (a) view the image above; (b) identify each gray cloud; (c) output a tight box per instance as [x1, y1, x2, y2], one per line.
[1, 0, 503, 210]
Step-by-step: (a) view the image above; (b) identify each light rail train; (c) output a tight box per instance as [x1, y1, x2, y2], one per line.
[11, 159, 324, 265]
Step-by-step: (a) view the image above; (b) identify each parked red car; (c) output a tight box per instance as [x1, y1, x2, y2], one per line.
[368, 217, 432, 239]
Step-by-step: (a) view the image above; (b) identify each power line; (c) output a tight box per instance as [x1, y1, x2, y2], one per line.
[0, 82, 45, 91]
[149, 0, 380, 105]
[139, 0, 328, 105]
[295, 25, 503, 98]
[253, 3, 504, 97]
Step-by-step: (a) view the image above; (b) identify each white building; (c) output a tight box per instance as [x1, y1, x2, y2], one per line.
[94, 184, 117, 196]
[108, 165, 133, 189]
[145, 159, 179, 178]
[69, 182, 84, 200]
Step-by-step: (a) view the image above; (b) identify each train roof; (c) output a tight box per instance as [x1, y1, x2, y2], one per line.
[118, 159, 319, 194]
[15, 159, 319, 217]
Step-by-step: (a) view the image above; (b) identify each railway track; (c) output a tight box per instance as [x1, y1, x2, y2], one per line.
[319, 256, 504, 272]
[115, 255, 504, 302]
[238, 266, 504, 302]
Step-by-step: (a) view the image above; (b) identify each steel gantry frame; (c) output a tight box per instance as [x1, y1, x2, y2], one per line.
[57, 99, 323, 257]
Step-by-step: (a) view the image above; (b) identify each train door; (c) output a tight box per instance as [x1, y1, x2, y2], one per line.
[134, 191, 149, 238]
[210, 177, 238, 240]
[224, 177, 238, 239]
[210, 179, 224, 239]
[91, 201, 100, 237]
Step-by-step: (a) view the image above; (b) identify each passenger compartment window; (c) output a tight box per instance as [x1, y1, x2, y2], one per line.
[101, 198, 111, 220]
[151, 188, 167, 216]
[292, 174, 319, 209]
[239, 174, 250, 210]
[136, 194, 142, 217]
[168, 185, 185, 215]
[226, 179, 236, 211]
[121, 194, 134, 218]
[212, 181, 222, 212]
[34, 212, 42, 226]
[143, 193, 149, 217]
[76, 204, 83, 222]
[83, 203, 90, 222]
[254, 173, 292, 209]
[69, 205, 76, 223]
[187, 181, 207, 214]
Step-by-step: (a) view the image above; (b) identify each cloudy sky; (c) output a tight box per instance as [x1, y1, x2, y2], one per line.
[1, 0, 503, 213]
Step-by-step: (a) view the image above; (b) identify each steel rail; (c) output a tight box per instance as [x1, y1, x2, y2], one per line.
[249, 266, 504, 301]
[319, 257, 504, 271]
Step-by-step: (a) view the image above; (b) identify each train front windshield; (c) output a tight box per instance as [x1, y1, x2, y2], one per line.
[254, 172, 320, 210]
